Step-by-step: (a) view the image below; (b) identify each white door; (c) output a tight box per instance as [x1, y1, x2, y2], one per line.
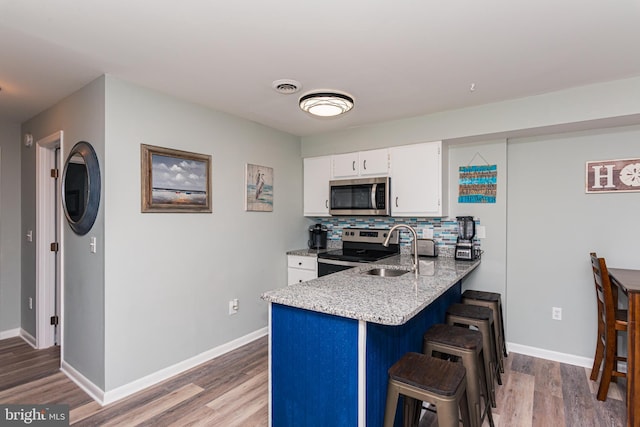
[36, 131, 63, 349]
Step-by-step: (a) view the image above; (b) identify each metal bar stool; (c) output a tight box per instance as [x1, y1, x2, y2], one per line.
[423, 324, 495, 427]
[383, 352, 471, 427]
[446, 303, 501, 408]
[462, 289, 508, 372]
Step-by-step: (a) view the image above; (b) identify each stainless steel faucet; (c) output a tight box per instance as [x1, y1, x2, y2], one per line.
[383, 224, 419, 277]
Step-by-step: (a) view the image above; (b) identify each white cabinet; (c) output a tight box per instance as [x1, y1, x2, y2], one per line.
[287, 255, 317, 285]
[332, 149, 389, 178]
[303, 156, 331, 217]
[389, 141, 447, 217]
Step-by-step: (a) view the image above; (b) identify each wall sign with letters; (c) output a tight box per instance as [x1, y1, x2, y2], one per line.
[586, 158, 640, 193]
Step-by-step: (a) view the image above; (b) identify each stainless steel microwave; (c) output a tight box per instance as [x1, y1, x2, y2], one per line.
[329, 176, 390, 216]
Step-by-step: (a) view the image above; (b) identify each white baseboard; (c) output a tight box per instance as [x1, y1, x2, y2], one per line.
[61, 360, 106, 404]
[507, 342, 594, 368]
[90, 327, 269, 406]
[0, 328, 20, 340]
[20, 329, 37, 348]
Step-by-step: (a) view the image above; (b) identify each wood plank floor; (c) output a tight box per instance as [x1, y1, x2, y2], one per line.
[0, 336, 626, 426]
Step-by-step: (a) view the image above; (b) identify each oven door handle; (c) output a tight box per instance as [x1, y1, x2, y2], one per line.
[317, 258, 364, 267]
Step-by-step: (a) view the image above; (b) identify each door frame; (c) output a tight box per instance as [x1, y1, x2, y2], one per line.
[35, 131, 64, 349]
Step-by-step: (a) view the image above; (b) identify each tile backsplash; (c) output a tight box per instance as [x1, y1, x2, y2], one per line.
[307, 217, 481, 254]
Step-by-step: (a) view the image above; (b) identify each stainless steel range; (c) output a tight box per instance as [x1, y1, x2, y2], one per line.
[317, 228, 400, 277]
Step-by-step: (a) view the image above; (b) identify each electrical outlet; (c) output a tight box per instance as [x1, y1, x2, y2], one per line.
[228, 299, 239, 315]
[552, 307, 562, 320]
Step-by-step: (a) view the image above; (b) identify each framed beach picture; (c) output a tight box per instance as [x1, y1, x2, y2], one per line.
[141, 144, 212, 213]
[245, 163, 273, 212]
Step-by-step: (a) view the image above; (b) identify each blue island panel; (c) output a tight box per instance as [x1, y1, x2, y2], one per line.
[271, 303, 359, 427]
[366, 282, 461, 427]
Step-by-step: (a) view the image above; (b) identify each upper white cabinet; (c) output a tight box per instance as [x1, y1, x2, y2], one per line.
[303, 142, 446, 217]
[389, 141, 447, 217]
[332, 148, 389, 178]
[303, 156, 331, 216]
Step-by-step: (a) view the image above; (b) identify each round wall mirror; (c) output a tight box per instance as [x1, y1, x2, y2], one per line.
[62, 141, 101, 235]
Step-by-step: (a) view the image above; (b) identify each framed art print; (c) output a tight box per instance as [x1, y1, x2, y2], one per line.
[141, 144, 212, 213]
[245, 163, 273, 212]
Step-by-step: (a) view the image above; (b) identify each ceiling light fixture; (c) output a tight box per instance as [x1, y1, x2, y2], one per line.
[299, 91, 354, 117]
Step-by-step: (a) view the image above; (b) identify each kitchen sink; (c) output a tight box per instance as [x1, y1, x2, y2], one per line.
[363, 268, 411, 277]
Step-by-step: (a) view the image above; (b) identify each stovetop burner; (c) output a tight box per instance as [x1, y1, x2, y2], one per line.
[319, 248, 398, 263]
[317, 228, 400, 263]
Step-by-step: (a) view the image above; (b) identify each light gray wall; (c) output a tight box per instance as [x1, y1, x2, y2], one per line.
[447, 140, 508, 297]
[300, 76, 640, 360]
[22, 77, 106, 388]
[103, 76, 305, 390]
[301, 76, 640, 157]
[0, 121, 22, 335]
[506, 126, 640, 357]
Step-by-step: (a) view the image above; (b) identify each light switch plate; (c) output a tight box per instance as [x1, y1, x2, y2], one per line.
[476, 226, 486, 239]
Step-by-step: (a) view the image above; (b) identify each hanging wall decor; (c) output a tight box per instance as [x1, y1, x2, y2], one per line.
[245, 163, 273, 212]
[458, 164, 497, 204]
[141, 144, 212, 213]
[586, 158, 640, 193]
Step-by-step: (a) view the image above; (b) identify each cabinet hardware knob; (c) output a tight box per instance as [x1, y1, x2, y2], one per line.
[363, 160, 367, 170]
[298, 262, 302, 266]
[352, 160, 356, 171]
[325, 200, 328, 208]
[395, 197, 399, 207]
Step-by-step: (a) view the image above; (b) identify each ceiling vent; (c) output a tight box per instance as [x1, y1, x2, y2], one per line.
[272, 79, 301, 95]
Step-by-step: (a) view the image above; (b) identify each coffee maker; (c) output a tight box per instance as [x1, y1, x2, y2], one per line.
[455, 216, 479, 260]
[308, 224, 328, 250]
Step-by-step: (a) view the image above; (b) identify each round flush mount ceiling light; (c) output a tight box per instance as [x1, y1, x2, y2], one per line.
[299, 91, 354, 117]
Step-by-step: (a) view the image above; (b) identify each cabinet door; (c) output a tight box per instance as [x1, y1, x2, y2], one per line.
[359, 148, 389, 176]
[389, 142, 443, 217]
[332, 152, 359, 178]
[303, 156, 331, 216]
[287, 268, 318, 286]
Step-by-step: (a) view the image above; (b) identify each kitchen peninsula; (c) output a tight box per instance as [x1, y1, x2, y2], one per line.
[261, 254, 480, 427]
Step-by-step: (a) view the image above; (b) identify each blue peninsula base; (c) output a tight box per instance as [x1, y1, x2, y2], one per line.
[269, 281, 461, 427]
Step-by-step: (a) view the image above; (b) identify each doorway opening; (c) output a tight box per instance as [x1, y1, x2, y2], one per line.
[36, 131, 64, 349]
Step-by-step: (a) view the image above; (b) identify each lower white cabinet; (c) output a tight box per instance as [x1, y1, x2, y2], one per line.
[287, 255, 317, 285]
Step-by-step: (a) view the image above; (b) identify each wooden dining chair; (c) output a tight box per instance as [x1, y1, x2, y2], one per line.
[589, 252, 628, 401]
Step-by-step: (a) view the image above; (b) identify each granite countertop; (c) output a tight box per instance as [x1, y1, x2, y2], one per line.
[262, 254, 480, 326]
[286, 248, 327, 257]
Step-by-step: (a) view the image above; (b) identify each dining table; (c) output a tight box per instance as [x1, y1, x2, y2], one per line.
[608, 268, 640, 427]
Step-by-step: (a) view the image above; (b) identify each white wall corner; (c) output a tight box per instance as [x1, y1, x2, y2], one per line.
[60, 360, 106, 405]
[19, 329, 37, 348]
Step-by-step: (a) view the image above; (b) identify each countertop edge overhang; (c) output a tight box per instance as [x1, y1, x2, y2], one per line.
[262, 254, 480, 326]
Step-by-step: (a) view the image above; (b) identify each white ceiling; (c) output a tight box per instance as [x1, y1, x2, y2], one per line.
[2, 1, 640, 137]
